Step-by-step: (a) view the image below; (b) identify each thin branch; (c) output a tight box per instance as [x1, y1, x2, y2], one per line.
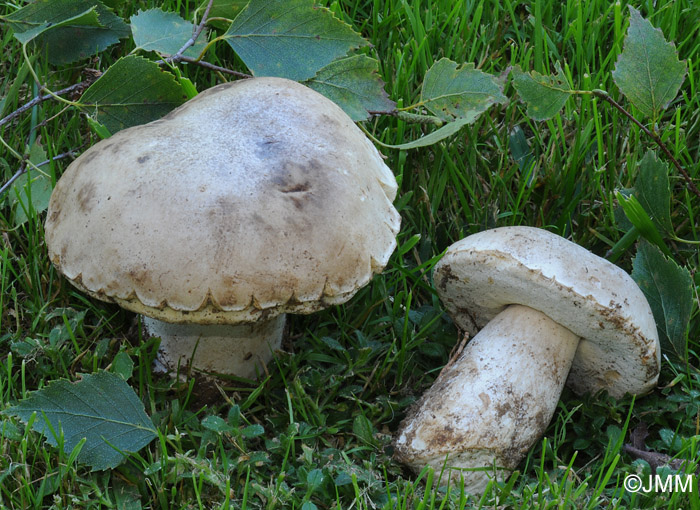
[157, 52, 252, 79]
[166, 0, 215, 64]
[0, 160, 29, 198]
[0, 150, 81, 197]
[0, 80, 94, 131]
[176, 57, 252, 78]
[0, 73, 96, 197]
[155, 0, 251, 79]
[593, 90, 700, 200]
[622, 444, 688, 473]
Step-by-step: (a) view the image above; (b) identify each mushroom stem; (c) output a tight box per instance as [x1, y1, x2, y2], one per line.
[394, 304, 580, 494]
[143, 314, 286, 379]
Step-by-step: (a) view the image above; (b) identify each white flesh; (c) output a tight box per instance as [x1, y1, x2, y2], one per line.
[144, 314, 285, 379]
[394, 305, 580, 494]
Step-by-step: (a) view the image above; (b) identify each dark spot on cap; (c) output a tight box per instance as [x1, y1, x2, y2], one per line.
[281, 182, 310, 193]
[48, 206, 61, 224]
[289, 196, 304, 210]
[127, 267, 153, 293]
[109, 141, 125, 154]
[77, 181, 97, 213]
[81, 150, 99, 166]
[255, 137, 284, 160]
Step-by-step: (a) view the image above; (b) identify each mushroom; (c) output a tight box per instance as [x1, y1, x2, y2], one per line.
[394, 226, 660, 494]
[45, 77, 400, 379]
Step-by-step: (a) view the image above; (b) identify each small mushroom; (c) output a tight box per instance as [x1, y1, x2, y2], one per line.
[394, 226, 660, 494]
[45, 77, 400, 379]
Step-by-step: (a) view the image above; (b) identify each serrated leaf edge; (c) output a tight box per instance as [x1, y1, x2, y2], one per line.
[612, 6, 687, 118]
[421, 58, 507, 119]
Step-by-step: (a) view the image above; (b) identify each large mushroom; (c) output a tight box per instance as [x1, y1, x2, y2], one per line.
[394, 226, 660, 494]
[45, 77, 400, 379]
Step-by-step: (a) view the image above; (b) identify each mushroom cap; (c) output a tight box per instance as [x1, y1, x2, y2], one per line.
[432, 226, 660, 398]
[45, 77, 400, 324]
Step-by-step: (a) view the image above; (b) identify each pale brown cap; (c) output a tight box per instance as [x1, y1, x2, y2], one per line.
[45, 77, 400, 324]
[433, 226, 660, 398]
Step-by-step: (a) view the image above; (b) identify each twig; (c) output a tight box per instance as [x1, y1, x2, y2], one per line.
[0, 74, 95, 198]
[622, 444, 688, 473]
[0, 80, 94, 131]
[593, 90, 700, 200]
[155, 0, 251, 79]
[0, 160, 29, 198]
[156, 0, 252, 78]
[0, 150, 81, 197]
[166, 0, 215, 64]
[176, 57, 252, 78]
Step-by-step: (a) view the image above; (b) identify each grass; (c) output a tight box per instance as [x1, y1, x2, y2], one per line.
[1, 0, 700, 508]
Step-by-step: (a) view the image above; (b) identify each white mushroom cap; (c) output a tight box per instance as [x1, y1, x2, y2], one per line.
[433, 226, 660, 397]
[45, 77, 400, 325]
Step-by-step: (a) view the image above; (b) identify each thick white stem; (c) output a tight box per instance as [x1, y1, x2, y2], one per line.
[144, 314, 285, 379]
[394, 305, 580, 494]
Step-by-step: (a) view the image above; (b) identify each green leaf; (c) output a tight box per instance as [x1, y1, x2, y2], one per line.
[198, 0, 249, 30]
[11, 7, 102, 45]
[612, 7, 687, 120]
[632, 151, 672, 235]
[241, 424, 264, 438]
[223, 0, 368, 81]
[1, 419, 22, 442]
[3, 0, 130, 65]
[334, 471, 353, 486]
[2, 371, 157, 471]
[632, 242, 693, 360]
[616, 191, 671, 257]
[508, 125, 536, 183]
[375, 115, 477, 150]
[305, 55, 395, 121]
[110, 351, 134, 380]
[421, 58, 507, 121]
[130, 8, 208, 58]
[201, 415, 231, 433]
[227, 405, 241, 427]
[306, 468, 324, 490]
[171, 67, 199, 99]
[0, 58, 34, 117]
[80, 55, 189, 134]
[320, 336, 346, 352]
[0, 462, 23, 486]
[511, 62, 572, 121]
[112, 475, 142, 510]
[10, 142, 52, 226]
[87, 117, 113, 139]
[352, 414, 374, 445]
[11, 337, 42, 358]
